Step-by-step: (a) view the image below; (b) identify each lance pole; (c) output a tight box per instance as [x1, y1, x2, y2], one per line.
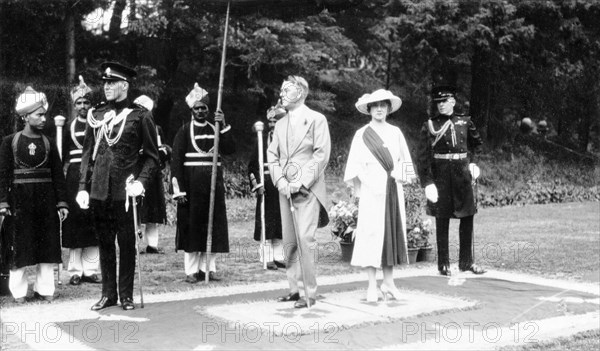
[206, 1, 231, 283]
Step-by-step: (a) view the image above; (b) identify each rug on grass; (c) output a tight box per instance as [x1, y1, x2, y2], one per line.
[202, 288, 477, 336]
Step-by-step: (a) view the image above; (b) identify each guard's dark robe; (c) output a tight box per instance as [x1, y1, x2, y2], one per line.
[0, 132, 68, 269]
[141, 126, 170, 224]
[416, 113, 483, 218]
[172, 120, 235, 253]
[247, 131, 282, 242]
[61, 117, 97, 248]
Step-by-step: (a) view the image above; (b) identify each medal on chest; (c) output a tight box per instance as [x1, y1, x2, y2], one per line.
[28, 142, 37, 155]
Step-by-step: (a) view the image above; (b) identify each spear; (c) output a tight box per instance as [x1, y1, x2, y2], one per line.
[205, 1, 231, 283]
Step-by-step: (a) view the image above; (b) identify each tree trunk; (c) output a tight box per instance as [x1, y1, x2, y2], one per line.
[65, 5, 76, 119]
[108, 0, 127, 41]
[470, 47, 492, 142]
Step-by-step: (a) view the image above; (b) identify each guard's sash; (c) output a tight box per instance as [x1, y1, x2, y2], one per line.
[362, 127, 408, 266]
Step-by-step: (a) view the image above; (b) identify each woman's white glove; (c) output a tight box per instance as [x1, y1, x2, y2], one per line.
[390, 168, 403, 182]
[425, 184, 438, 203]
[76, 191, 89, 209]
[469, 163, 481, 179]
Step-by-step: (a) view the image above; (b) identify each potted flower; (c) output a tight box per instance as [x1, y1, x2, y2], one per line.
[404, 182, 430, 263]
[415, 219, 435, 262]
[406, 226, 421, 264]
[328, 198, 358, 262]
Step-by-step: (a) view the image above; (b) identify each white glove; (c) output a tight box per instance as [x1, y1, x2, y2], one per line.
[390, 168, 402, 182]
[126, 180, 145, 197]
[76, 191, 89, 209]
[469, 163, 480, 179]
[276, 179, 291, 199]
[425, 184, 438, 203]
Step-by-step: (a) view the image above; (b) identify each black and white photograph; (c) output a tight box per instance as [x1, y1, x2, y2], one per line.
[1, 0, 598, 350]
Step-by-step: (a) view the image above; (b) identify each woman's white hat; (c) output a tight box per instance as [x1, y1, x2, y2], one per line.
[355, 89, 402, 115]
[15, 86, 48, 116]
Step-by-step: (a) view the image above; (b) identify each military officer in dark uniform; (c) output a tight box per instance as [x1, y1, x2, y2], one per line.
[76, 62, 160, 310]
[416, 85, 486, 276]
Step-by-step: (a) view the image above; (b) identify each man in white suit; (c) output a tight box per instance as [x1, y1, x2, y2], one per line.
[267, 76, 331, 308]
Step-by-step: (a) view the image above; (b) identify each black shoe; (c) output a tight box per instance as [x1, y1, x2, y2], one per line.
[69, 274, 81, 285]
[277, 292, 300, 302]
[185, 274, 199, 283]
[33, 292, 54, 303]
[81, 274, 102, 284]
[266, 262, 278, 270]
[273, 260, 286, 268]
[197, 271, 221, 282]
[460, 264, 486, 274]
[121, 298, 135, 311]
[294, 298, 316, 309]
[143, 246, 164, 254]
[90, 296, 117, 311]
[208, 272, 221, 281]
[439, 265, 452, 276]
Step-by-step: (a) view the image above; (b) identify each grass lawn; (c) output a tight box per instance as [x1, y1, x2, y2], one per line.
[1, 201, 598, 349]
[2, 200, 598, 305]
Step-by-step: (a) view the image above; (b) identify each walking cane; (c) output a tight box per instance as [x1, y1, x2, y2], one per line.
[55, 115, 66, 286]
[205, 1, 231, 283]
[288, 195, 312, 309]
[253, 121, 268, 270]
[131, 194, 145, 308]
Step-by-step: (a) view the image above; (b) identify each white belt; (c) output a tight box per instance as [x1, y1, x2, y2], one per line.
[433, 152, 467, 160]
[184, 161, 221, 167]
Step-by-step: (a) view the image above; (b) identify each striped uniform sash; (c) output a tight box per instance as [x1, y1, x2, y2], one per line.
[183, 152, 221, 167]
[13, 168, 52, 184]
[69, 149, 83, 163]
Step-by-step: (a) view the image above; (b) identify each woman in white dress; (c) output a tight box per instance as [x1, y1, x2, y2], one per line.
[343, 89, 416, 302]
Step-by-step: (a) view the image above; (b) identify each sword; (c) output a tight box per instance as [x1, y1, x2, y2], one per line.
[127, 178, 145, 309]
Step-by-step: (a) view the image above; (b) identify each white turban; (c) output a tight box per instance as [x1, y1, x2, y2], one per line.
[185, 83, 209, 109]
[71, 75, 92, 103]
[15, 86, 48, 116]
[134, 95, 154, 111]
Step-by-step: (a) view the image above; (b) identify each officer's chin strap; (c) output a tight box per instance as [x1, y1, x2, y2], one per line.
[428, 119, 456, 147]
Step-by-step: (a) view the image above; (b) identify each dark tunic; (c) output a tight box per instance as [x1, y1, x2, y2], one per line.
[61, 117, 97, 248]
[79, 101, 160, 199]
[247, 131, 282, 242]
[141, 126, 170, 224]
[0, 132, 68, 269]
[416, 113, 483, 218]
[172, 120, 235, 253]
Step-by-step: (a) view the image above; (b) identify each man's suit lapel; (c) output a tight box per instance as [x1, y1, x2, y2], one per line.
[288, 109, 314, 157]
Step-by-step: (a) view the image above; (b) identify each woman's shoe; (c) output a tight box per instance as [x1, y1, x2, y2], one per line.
[366, 287, 379, 303]
[380, 284, 402, 301]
